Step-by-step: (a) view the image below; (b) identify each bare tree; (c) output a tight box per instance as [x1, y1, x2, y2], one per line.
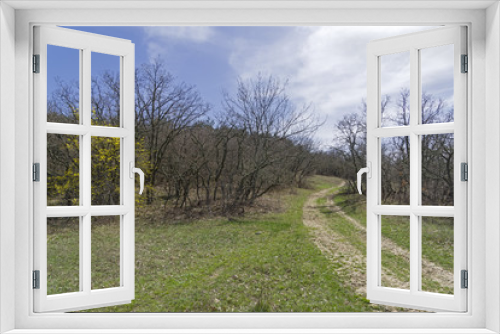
[47, 78, 79, 123]
[91, 72, 121, 126]
[331, 101, 368, 192]
[48, 66, 323, 217]
[382, 88, 409, 126]
[330, 88, 453, 206]
[135, 59, 209, 203]
[220, 74, 321, 210]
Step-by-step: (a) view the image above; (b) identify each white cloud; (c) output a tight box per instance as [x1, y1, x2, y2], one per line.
[143, 26, 215, 58]
[228, 26, 439, 146]
[140, 25, 451, 146]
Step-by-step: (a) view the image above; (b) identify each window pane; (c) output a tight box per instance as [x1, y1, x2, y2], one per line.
[91, 52, 121, 127]
[47, 217, 80, 295]
[92, 216, 121, 289]
[91, 136, 121, 205]
[381, 136, 410, 205]
[47, 45, 80, 124]
[381, 215, 410, 289]
[380, 51, 410, 127]
[421, 44, 454, 124]
[421, 133, 454, 206]
[47, 134, 79, 206]
[421, 217, 454, 294]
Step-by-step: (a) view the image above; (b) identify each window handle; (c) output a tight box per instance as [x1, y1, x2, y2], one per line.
[357, 162, 371, 195]
[129, 162, 145, 195]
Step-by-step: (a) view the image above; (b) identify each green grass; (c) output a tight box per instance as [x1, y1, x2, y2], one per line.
[307, 174, 343, 191]
[332, 193, 367, 226]
[47, 217, 80, 295]
[43, 175, 394, 312]
[91, 216, 121, 290]
[381, 216, 411, 287]
[380, 250, 410, 288]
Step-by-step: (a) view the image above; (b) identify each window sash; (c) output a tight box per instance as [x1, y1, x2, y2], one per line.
[365, 26, 467, 312]
[32, 25, 136, 313]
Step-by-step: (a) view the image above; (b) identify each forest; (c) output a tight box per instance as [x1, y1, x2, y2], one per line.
[46, 59, 455, 217]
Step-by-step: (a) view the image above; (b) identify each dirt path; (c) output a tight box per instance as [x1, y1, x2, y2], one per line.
[303, 182, 453, 301]
[303, 187, 368, 294]
[303, 184, 409, 295]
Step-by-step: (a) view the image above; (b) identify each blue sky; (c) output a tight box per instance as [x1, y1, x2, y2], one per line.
[48, 26, 453, 146]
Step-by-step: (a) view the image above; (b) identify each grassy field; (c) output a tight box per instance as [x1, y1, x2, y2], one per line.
[46, 175, 454, 312]
[47, 175, 389, 312]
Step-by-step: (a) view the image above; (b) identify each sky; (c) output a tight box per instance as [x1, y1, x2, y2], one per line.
[47, 26, 454, 147]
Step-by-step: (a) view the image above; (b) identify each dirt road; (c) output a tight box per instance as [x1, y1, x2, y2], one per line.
[303, 182, 453, 311]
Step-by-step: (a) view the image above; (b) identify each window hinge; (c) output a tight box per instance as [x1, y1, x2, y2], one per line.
[461, 162, 468, 181]
[33, 270, 40, 289]
[33, 163, 40, 182]
[461, 54, 468, 73]
[33, 54, 40, 73]
[461, 270, 468, 289]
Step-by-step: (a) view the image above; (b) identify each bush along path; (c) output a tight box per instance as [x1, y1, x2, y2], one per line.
[304, 180, 455, 312]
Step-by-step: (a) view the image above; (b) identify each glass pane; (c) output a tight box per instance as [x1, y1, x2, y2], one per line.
[380, 51, 410, 127]
[421, 133, 454, 206]
[421, 217, 454, 294]
[91, 136, 121, 205]
[47, 45, 80, 124]
[381, 136, 410, 205]
[421, 44, 454, 124]
[47, 217, 80, 295]
[91, 52, 121, 127]
[92, 216, 121, 289]
[381, 215, 410, 290]
[47, 134, 79, 206]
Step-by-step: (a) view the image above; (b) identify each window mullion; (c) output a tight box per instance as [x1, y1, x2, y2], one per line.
[78, 49, 84, 293]
[409, 47, 420, 294]
[82, 48, 92, 294]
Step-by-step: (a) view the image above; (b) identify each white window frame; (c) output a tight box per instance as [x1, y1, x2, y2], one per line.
[1, 1, 499, 333]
